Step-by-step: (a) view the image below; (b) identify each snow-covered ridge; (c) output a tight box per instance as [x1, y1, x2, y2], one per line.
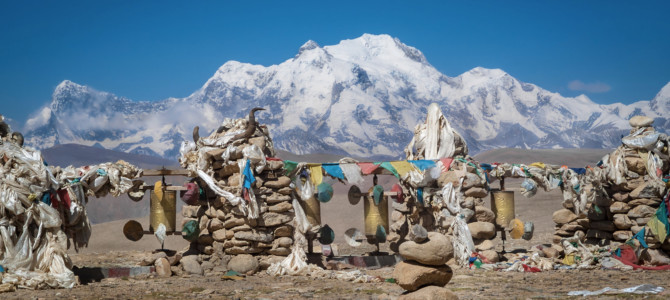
[22, 34, 670, 160]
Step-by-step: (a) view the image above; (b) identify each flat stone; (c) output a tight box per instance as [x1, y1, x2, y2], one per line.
[610, 202, 631, 214]
[154, 257, 172, 277]
[234, 230, 274, 243]
[576, 218, 590, 227]
[266, 247, 291, 256]
[268, 201, 293, 213]
[462, 173, 484, 189]
[560, 223, 585, 232]
[225, 246, 263, 255]
[627, 205, 656, 218]
[398, 286, 459, 300]
[464, 187, 488, 198]
[266, 193, 291, 204]
[393, 261, 453, 292]
[542, 247, 560, 258]
[228, 254, 259, 274]
[553, 209, 578, 225]
[273, 237, 293, 248]
[468, 221, 496, 239]
[263, 176, 291, 189]
[613, 230, 633, 241]
[181, 255, 203, 276]
[437, 171, 460, 187]
[212, 229, 228, 242]
[0, 283, 16, 293]
[273, 225, 293, 237]
[182, 205, 199, 218]
[223, 238, 250, 248]
[474, 205, 495, 223]
[629, 115, 654, 127]
[629, 198, 662, 206]
[259, 255, 286, 269]
[260, 212, 292, 227]
[266, 159, 284, 171]
[636, 217, 651, 225]
[399, 232, 453, 266]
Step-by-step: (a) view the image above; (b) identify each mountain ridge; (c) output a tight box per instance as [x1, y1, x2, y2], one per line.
[22, 34, 669, 160]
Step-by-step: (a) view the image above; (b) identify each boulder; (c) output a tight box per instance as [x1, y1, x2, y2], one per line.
[542, 247, 560, 259]
[461, 197, 475, 209]
[140, 251, 167, 266]
[612, 192, 630, 202]
[181, 255, 204, 276]
[627, 205, 656, 218]
[630, 181, 666, 199]
[625, 157, 647, 174]
[610, 202, 631, 214]
[552, 209, 578, 225]
[228, 254, 259, 274]
[475, 239, 495, 251]
[462, 173, 484, 189]
[392, 261, 453, 292]
[154, 257, 172, 277]
[436, 171, 460, 187]
[408, 224, 429, 243]
[474, 205, 495, 223]
[266, 247, 291, 256]
[640, 248, 670, 266]
[399, 232, 453, 266]
[223, 217, 246, 229]
[398, 286, 459, 300]
[266, 193, 291, 204]
[613, 214, 633, 230]
[212, 228, 228, 242]
[273, 237, 293, 248]
[480, 250, 499, 263]
[468, 222, 496, 240]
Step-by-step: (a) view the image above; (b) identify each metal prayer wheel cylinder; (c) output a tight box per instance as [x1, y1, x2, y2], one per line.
[150, 190, 177, 232]
[364, 187, 389, 237]
[490, 189, 515, 229]
[300, 194, 321, 226]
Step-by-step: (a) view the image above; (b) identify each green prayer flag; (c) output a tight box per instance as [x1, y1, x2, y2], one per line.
[283, 160, 298, 176]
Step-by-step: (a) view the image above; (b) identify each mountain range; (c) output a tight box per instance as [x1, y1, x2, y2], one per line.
[21, 34, 670, 160]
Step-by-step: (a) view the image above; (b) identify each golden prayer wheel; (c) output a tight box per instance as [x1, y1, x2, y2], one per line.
[150, 189, 177, 232]
[300, 194, 321, 226]
[364, 187, 389, 237]
[490, 189, 515, 229]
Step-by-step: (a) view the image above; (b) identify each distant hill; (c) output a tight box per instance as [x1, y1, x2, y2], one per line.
[42, 143, 178, 168]
[473, 148, 612, 167]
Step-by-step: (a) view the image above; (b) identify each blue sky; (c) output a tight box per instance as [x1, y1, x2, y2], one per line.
[1, 1, 669, 125]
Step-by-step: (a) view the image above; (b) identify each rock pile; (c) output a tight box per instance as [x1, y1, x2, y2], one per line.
[177, 109, 295, 275]
[393, 230, 457, 298]
[553, 115, 670, 262]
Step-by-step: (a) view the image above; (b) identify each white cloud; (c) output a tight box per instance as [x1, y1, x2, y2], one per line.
[568, 80, 611, 93]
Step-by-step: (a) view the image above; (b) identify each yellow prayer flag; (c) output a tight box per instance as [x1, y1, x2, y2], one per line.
[309, 165, 323, 186]
[389, 161, 417, 177]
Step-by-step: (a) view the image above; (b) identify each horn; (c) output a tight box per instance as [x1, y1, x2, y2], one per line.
[11, 132, 24, 147]
[232, 107, 266, 140]
[192, 126, 200, 143]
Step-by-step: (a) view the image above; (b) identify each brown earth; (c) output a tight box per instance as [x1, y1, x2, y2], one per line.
[7, 148, 670, 299]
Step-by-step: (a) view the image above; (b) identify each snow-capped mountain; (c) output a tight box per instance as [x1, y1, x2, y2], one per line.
[22, 34, 670, 160]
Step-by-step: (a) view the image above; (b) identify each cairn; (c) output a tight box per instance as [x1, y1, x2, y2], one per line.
[176, 109, 295, 275]
[553, 115, 670, 264]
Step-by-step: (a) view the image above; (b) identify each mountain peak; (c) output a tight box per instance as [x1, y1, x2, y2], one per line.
[326, 34, 427, 64]
[650, 81, 670, 111]
[466, 67, 509, 78]
[298, 40, 320, 55]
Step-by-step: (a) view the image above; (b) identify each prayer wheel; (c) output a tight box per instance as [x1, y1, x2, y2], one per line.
[150, 190, 177, 232]
[364, 187, 389, 237]
[300, 194, 321, 226]
[490, 189, 515, 229]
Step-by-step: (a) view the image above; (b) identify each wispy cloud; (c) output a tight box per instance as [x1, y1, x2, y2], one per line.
[568, 80, 611, 93]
